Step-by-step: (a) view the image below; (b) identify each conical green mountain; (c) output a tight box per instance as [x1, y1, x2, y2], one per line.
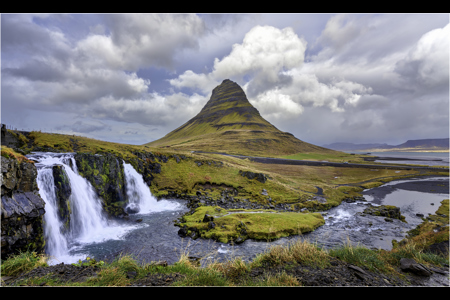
[146, 79, 335, 156]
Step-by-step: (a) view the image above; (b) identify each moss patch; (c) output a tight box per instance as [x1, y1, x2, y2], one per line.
[176, 206, 325, 244]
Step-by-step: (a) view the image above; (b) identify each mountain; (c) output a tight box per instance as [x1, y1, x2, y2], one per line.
[146, 79, 336, 156]
[395, 138, 449, 149]
[323, 138, 449, 152]
[321, 142, 393, 151]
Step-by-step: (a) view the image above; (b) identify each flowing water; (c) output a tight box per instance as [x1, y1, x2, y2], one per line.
[28, 153, 142, 264]
[27, 152, 449, 266]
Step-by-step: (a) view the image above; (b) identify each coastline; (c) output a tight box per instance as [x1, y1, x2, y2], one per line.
[356, 149, 449, 153]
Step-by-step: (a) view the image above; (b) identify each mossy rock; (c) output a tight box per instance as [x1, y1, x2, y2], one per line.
[176, 206, 325, 244]
[363, 205, 406, 222]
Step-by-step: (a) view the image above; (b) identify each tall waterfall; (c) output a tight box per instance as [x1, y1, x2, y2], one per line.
[28, 152, 180, 265]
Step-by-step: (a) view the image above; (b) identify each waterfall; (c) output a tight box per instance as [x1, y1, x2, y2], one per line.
[36, 167, 71, 261]
[29, 153, 137, 264]
[123, 161, 180, 214]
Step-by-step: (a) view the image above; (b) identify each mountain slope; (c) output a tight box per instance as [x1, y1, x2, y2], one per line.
[146, 79, 336, 156]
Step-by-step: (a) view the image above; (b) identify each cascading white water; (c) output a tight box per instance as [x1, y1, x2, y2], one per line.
[123, 161, 180, 214]
[29, 153, 139, 264]
[36, 167, 71, 261]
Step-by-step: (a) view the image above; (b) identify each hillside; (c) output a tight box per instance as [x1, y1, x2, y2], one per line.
[146, 79, 337, 157]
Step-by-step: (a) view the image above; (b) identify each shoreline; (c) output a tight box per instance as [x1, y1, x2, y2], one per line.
[358, 149, 449, 153]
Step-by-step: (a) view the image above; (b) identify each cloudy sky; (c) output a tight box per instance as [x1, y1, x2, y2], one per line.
[1, 13, 449, 147]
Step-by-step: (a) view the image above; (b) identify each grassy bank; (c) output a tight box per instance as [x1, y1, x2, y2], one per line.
[2, 230, 447, 286]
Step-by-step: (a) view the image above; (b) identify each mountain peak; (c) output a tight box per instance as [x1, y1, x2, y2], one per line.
[146, 79, 334, 156]
[171, 79, 277, 134]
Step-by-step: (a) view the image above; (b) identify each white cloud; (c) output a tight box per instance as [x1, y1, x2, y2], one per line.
[249, 89, 304, 120]
[212, 25, 306, 83]
[394, 23, 449, 89]
[168, 70, 218, 95]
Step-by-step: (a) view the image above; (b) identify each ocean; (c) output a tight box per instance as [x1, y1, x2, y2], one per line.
[345, 151, 449, 167]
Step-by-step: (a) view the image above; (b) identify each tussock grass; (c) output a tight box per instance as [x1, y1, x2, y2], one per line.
[328, 240, 395, 274]
[242, 271, 301, 286]
[0, 251, 48, 277]
[1, 145, 35, 163]
[251, 239, 330, 269]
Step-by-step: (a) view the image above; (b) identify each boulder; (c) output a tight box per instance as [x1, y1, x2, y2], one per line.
[239, 170, 268, 183]
[208, 221, 216, 230]
[400, 258, 433, 277]
[126, 203, 140, 214]
[203, 214, 214, 222]
[363, 204, 406, 222]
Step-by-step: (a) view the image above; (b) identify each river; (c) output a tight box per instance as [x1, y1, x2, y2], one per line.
[27, 152, 449, 266]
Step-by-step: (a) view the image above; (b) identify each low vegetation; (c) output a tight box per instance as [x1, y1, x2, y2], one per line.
[176, 205, 325, 243]
[1, 145, 35, 163]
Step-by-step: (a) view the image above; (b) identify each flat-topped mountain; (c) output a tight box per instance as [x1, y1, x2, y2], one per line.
[323, 138, 449, 152]
[146, 79, 336, 156]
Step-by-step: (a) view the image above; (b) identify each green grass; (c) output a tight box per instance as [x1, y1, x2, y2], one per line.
[0, 251, 48, 277]
[177, 205, 325, 243]
[1, 145, 35, 163]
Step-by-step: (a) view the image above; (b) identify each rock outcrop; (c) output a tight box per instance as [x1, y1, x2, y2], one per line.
[74, 153, 128, 219]
[1, 156, 46, 259]
[52, 165, 72, 233]
[239, 170, 268, 183]
[362, 204, 406, 222]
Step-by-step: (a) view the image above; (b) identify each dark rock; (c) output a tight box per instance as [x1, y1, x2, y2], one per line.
[363, 204, 405, 222]
[177, 226, 188, 237]
[74, 153, 128, 219]
[203, 214, 214, 223]
[425, 241, 449, 257]
[239, 170, 268, 183]
[400, 258, 433, 277]
[1, 157, 46, 260]
[126, 204, 140, 214]
[52, 165, 71, 233]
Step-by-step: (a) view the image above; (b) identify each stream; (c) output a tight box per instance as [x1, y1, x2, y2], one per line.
[27, 152, 449, 266]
